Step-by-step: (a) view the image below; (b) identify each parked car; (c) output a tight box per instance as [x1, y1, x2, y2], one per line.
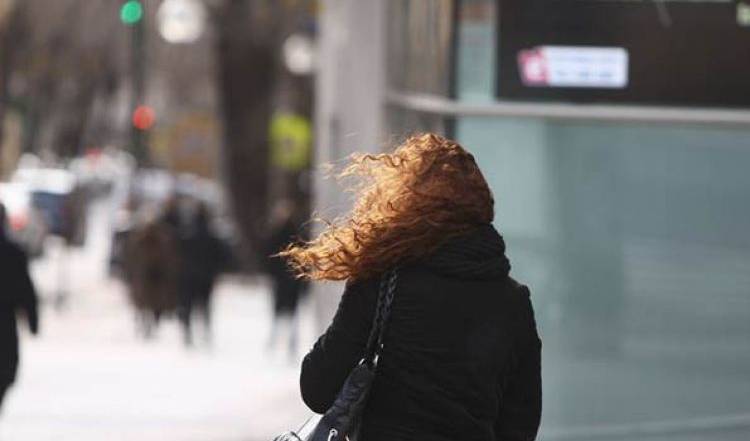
[68, 147, 133, 199]
[12, 167, 88, 246]
[0, 182, 48, 257]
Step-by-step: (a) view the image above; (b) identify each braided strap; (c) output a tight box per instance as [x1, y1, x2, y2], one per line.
[364, 268, 399, 366]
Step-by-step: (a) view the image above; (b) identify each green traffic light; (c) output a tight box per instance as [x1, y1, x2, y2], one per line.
[120, 0, 143, 25]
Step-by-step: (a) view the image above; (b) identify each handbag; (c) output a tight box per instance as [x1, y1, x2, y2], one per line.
[273, 268, 399, 441]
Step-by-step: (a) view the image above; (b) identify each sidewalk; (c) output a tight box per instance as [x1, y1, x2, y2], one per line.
[0, 200, 318, 441]
[0, 275, 316, 441]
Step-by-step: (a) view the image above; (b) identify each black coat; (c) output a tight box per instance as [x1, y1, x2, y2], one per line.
[180, 225, 227, 300]
[0, 235, 38, 384]
[300, 225, 541, 441]
[266, 220, 306, 315]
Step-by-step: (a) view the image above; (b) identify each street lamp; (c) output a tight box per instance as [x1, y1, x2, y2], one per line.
[157, 0, 206, 44]
[283, 33, 316, 76]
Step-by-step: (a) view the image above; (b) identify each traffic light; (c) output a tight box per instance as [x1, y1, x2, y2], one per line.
[120, 0, 144, 26]
[132, 105, 155, 130]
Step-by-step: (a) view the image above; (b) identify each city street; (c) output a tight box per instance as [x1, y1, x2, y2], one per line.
[4, 1, 750, 440]
[0, 200, 317, 441]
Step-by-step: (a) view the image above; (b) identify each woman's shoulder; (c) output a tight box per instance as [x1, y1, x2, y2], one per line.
[344, 275, 380, 294]
[504, 277, 540, 343]
[502, 276, 534, 315]
[506, 276, 531, 298]
[340, 275, 381, 310]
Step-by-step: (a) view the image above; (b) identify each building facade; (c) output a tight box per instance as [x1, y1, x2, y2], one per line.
[315, 1, 750, 440]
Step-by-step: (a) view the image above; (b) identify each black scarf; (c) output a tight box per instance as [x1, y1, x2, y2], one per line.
[421, 224, 511, 280]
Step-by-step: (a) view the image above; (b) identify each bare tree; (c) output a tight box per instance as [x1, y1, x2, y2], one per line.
[209, 0, 303, 270]
[3, 0, 313, 272]
[2, 0, 125, 159]
[0, 0, 20, 163]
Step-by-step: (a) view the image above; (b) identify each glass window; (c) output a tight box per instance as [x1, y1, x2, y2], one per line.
[457, 116, 750, 440]
[387, 3, 750, 436]
[386, 0, 454, 96]
[454, 0, 495, 102]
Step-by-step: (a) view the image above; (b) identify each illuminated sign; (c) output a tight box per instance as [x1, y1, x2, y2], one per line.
[497, 0, 750, 108]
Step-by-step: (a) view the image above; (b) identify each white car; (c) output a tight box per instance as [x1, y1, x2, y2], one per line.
[11, 167, 87, 246]
[0, 182, 48, 257]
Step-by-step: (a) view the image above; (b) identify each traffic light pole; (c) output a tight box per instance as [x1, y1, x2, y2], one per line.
[129, 3, 148, 165]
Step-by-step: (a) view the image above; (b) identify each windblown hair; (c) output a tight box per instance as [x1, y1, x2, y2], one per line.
[280, 133, 494, 281]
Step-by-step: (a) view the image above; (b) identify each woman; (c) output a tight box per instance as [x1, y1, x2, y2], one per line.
[281, 134, 541, 441]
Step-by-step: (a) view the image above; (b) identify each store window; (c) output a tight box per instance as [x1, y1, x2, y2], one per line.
[386, 0, 454, 96]
[454, 0, 495, 102]
[458, 117, 750, 439]
[388, 1, 750, 439]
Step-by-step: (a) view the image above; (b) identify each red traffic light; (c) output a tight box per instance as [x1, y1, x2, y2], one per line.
[132, 105, 155, 130]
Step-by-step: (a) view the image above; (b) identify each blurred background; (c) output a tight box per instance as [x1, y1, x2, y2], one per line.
[0, 0, 749, 440]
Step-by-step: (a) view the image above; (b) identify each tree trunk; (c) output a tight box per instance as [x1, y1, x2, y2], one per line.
[0, 3, 22, 170]
[0, 10, 11, 164]
[215, 0, 278, 272]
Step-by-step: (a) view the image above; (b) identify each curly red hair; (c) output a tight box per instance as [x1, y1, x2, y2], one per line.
[279, 133, 494, 281]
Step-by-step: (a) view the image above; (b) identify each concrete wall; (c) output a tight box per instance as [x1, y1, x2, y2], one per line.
[311, 0, 387, 331]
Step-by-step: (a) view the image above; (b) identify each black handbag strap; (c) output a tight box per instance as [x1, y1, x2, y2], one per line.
[364, 267, 399, 366]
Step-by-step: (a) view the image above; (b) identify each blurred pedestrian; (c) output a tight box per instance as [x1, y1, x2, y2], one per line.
[177, 202, 228, 347]
[265, 200, 306, 359]
[0, 203, 39, 412]
[280, 134, 542, 441]
[124, 208, 180, 339]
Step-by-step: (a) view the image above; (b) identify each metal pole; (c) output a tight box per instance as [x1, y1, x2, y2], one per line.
[130, 4, 148, 164]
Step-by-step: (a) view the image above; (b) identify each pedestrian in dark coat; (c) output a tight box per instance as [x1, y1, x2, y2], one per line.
[280, 134, 542, 441]
[124, 215, 180, 338]
[0, 203, 39, 411]
[177, 202, 228, 346]
[265, 200, 306, 357]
